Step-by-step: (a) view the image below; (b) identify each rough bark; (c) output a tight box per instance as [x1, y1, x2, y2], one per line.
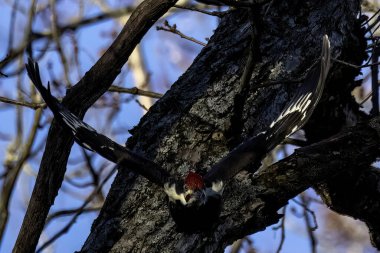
[80, 0, 377, 252]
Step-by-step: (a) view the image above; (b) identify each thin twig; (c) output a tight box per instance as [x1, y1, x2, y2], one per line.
[332, 57, 380, 69]
[109, 85, 163, 98]
[36, 166, 117, 253]
[64, 177, 93, 188]
[362, 8, 380, 27]
[81, 148, 105, 202]
[0, 108, 42, 243]
[174, 5, 225, 17]
[292, 197, 318, 231]
[126, 45, 153, 110]
[275, 206, 287, 253]
[371, 48, 379, 116]
[359, 91, 373, 105]
[300, 194, 318, 253]
[0, 85, 163, 109]
[365, 14, 380, 33]
[135, 99, 149, 111]
[49, 0, 71, 87]
[156, 20, 207, 46]
[7, 0, 20, 53]
[32, 7, 135, 40]
[1, 7, 134, 72]
[45, 207, 101, 225]
[0, 96, 47, 110]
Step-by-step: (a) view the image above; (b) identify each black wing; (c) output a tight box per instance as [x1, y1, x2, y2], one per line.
[204, 35, 331, 184]
[264, 35, 331, 151]
[26, 59, 171, 187]
[196, 0, 225, 5]
[203, 132, 267, 184]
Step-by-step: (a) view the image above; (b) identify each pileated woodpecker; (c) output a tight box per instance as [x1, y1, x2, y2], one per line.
[26, 35, 330, 231]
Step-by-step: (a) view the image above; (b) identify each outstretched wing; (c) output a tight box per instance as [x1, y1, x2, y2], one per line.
[204, 35, 331, 184]
[26, 59, 171, 187]
[264, 35, 331, 151]
[203, 132, 267, 184]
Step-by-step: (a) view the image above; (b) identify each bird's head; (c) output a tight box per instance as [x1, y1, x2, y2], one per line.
[183, 171, 206, 204]
[164, 171, 224, 231]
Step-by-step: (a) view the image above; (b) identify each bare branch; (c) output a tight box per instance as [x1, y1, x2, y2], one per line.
[109, 85, 163, 98]
[156, 20, 207, 46]
[0, 96, 47, 110]
[0, 109, 42, 242]
[0, 85, 162, 110]
[274, 206, 287, 253]
[37, 167, 116, 253]
[174, 4, 226, 17]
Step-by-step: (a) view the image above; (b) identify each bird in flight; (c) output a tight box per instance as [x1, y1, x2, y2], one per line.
[26, 35, 330, 231]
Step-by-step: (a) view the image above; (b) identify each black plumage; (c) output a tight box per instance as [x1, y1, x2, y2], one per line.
[204, 35, 331, 183]
[26, 59, 171, 187]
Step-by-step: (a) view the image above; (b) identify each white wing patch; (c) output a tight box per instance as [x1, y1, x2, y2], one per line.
[164, 181, 223, 206]
[205, 181, 224, 198]
[211, 181, 224, 194]
[164, 183, 187, 205]
[269, 92, 312, 129]
[101, 145, 114, 151]
[59, 110, 96, 134]
[81, 142, 94, 151]
[60, 112, 78, 135]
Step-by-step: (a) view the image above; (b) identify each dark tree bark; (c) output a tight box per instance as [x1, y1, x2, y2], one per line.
[78, 0, 379, 252]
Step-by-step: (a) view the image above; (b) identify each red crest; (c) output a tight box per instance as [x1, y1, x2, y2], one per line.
[185, 171, 205, 190]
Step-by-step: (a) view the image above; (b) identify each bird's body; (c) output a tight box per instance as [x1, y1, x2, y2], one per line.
[164, 172, 224, 230]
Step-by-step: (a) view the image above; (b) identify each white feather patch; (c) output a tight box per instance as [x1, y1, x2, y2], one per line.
[211, 181, 224, 194]
[205, 181, 224, 198]
[81, 142, 93, 151]
[60, 110, 96, 134]
[270, 92, 312, 129]
[164, 183, 187, 205]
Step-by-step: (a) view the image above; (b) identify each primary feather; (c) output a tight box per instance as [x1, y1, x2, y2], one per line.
[26, 59, 171, 187]
[265, 35, 331, 151]
[204, 35, 331, 183]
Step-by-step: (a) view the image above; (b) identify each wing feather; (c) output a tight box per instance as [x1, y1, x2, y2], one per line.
[204, 35, 331, 183]
[26, 59, 171, 187]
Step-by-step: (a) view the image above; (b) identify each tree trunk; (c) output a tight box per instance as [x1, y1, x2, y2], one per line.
[80, 0, 379, 252]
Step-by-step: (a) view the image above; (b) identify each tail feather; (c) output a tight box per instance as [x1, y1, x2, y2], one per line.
[25, 59, 64, 118]
[26, 59, 105, 148]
